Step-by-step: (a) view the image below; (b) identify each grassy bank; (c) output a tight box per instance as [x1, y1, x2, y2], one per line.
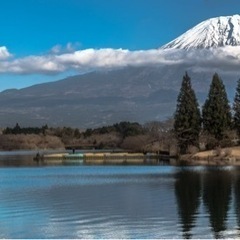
[180, 146, 240, 166]
[0, 134, 65, 150]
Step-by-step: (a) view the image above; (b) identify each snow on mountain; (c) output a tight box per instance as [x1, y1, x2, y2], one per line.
[162, 15, 240, 49]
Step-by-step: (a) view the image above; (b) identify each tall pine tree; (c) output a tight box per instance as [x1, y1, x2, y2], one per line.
[233, 79, 240, 136]
[174, 72, 201, 154]
[202, 73, 232, 140]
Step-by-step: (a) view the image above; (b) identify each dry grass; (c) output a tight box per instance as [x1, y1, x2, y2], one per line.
[0, 134, 64, 150]
[192, 146, 240, 159]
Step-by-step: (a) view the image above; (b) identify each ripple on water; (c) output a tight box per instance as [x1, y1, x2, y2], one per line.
[0, 165, 240, 238]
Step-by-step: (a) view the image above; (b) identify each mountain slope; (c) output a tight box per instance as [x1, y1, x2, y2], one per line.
[162, 15, 240, 49]
[0, 65, 235, 128]
[0, 66, 181, 127]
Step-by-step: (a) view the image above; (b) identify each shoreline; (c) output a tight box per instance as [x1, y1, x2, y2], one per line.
[179, 146, 240, 166]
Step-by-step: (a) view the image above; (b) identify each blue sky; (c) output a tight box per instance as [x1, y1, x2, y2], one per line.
[0, 0, 240, 90]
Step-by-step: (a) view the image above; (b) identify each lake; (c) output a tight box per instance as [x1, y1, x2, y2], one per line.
[0, 153, 240, 238]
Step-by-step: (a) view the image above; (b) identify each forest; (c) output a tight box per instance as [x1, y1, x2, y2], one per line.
[0, 120, 173, 152]
[174, 72, 240, 155]
[1, 72, 239, 157]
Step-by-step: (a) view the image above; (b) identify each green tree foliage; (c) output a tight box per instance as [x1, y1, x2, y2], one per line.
[233, 79, 240, 137]
[83, 122, 144, 138]
[3, 123, 48, 135]
[202, 73, 232, 140]
[113, 122, 144, 138]
[174, 73, 201, 154]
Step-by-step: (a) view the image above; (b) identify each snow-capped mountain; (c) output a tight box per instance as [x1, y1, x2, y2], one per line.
[162, 15, 240, 49]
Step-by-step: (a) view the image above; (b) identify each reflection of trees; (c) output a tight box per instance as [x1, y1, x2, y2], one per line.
[175, 171, 201, 239]
[234, 173, 240, 231]
[203, 170, 232, 239]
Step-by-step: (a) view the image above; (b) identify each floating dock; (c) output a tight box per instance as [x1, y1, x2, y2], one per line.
[34, 153, 84, 165]
[84, 152, 145, 164]
[34, 152, 166, 165]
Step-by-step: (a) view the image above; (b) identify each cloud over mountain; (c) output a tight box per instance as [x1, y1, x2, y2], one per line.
[0, 48, 179, 74]
[2, 15, 240, 76]
[0, 45, 240, 76]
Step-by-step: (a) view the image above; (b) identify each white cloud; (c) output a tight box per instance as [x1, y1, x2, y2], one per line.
[0, 55, 64, 74]
[50, 42, 82, 54]
[66, 42, 81, 52]
[0, 46, 12, 60]
[0, 45, 240, 75]
[50, 44, 62, 54]
[55, 48, 182, 70]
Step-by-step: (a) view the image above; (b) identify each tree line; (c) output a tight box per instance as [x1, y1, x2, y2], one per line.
[1, 118, 175, 152]
[3, 122, 144, 138]
[3, 123, 49, 135]
[174, 72, 240, 154]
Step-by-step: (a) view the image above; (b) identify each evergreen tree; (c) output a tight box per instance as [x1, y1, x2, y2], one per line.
[202, 73, 232, 140]
[174, 72, 201, 154]
[233, 79, 240, 137]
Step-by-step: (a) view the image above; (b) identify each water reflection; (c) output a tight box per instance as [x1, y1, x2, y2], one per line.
[0, 166, 178, 239]
[0, 150, 64, 167]
[0, 154, 36, 167]
[1, 161, 240, 238]
[175, 170, 201, 239]
[203, 169, 232, 239]
[235, 172, 240, 234]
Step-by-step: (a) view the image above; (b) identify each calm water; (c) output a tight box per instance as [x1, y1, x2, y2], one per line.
[1, 154, 240, 238]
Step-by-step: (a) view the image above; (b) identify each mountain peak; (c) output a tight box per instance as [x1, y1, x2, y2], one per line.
[162, 15, 240, 49]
